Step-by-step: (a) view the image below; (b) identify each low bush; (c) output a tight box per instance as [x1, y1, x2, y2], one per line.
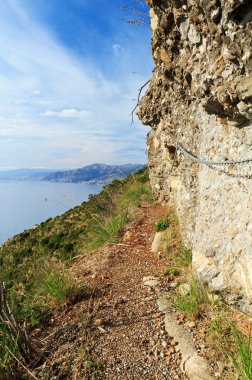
[155, 215, 169, 232]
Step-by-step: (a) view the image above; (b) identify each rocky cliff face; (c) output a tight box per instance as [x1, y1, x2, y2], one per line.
[138, 0, 252, 313]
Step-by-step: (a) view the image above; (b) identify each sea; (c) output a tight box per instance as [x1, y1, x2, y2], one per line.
[0, 180, 102, 246]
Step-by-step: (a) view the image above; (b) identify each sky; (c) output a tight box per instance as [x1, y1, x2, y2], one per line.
[0, 0, 153, 170]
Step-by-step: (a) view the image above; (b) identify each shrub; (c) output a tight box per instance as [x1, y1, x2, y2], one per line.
[41, 236, 50, 246]
[155, 215, 169, 232]
[137, 167, 149, 182]
[47, 232, 65, 250]
[63, 243, 74, 253]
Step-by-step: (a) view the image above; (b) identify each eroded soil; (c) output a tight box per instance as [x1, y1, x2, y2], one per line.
[33, 203, 188, 380]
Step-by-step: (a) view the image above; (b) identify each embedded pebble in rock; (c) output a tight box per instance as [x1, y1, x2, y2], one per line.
[186, 321, 196, 329]
[94, 318, 106, 326]
[178, 283, 191, 296]
[143, 276, 160, 288]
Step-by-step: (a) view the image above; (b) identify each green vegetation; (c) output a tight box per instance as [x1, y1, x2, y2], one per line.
[0, 167, 153, 378]
[229, 326, 252, 380]
[161, 212, 192, 278]
[77, 344, 103, 376]
[0, 167, 152, 327]
[1, 166, 251, 380]
[86, 211, 128, 250]
[161, 208, 252, 379]
[174, 278, 210, 319]
[0, 321, 18, 379]
[155, 215, 169, 232]
[40, 269, 80, 305]
[206, 309, 252, 379]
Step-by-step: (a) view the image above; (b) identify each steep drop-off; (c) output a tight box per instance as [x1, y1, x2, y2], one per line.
[138, 0, 252, 313]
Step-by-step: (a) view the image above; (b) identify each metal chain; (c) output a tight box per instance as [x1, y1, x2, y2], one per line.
[177, 145, 252, 165]
[176, 144, 252, 179]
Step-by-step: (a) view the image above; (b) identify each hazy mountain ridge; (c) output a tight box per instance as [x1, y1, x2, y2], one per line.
[0, 168, 57, 180]
[0, 164, 145, 183]
[44, 163, 145, 183]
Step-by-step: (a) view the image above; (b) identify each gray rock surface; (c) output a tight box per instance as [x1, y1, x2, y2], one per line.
[139, 0, 252, 314]
[157, 294, 214, 380]
[143, 276, 160, 288]
[150, 231, 164, 253]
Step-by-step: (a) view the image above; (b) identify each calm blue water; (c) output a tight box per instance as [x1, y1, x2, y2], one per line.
[0, 181, 102, 245]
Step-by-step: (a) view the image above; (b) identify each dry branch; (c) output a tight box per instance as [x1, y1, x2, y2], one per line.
[130, 79, 150, 124]
[0, 283, 38, 362]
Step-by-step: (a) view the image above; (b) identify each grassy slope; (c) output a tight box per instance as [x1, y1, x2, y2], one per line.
[0, 167, 153, 326]
[1, 166, 251, 380]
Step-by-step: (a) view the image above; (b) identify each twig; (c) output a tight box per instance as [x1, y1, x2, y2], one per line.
[0, 283, 38, 360]
[130, 79, 150, 124]
[7, 348, 39, 380]
[107, 243, 130, 247]
[66, 254, 85, 263]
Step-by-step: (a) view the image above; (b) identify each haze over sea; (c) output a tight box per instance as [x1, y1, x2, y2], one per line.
[0, 180, 102, 246]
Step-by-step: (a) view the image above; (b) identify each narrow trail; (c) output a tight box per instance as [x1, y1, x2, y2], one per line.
[34, 203, 188, 380]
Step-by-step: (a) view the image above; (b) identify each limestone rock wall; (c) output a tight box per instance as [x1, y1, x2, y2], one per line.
[138, 0, 252, 313]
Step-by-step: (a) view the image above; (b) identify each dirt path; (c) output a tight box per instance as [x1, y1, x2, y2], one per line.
[34, 203, 188, 380]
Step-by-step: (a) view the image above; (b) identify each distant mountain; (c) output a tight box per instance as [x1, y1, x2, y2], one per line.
[44, 164, 145, 183]
[0, 168, 57, 180]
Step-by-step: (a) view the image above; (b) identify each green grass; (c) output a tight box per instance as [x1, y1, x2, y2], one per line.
[0, 167, 153, 327]
[177, 245, 192, 267]
[86, 210, 128, 250]
[0, 321, 18, 379]
[154, 209, 192, 278]
[40, 269, 79, 305]
[164, 267, 181, 277]
[0, 167, 153, 376]
[229, 326, 252, 380]
[174, 278, 210, 319]
[155, 215, 169, 232]
[163, 242, 192, 278]
[123, 182, 154, 207]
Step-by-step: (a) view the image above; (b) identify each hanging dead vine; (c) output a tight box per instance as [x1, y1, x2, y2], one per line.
[130, 79, 150, 124]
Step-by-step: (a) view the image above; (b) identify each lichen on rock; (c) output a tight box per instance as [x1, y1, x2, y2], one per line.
[138, 0, 252, 314]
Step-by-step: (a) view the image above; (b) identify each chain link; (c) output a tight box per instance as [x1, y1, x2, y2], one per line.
[176, 144, 252, 179]
[177, 145, 252, 165]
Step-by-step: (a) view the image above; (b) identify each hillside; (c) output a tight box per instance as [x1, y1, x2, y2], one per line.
[44, 163, 144, 183]
[0, 167, 251, 379]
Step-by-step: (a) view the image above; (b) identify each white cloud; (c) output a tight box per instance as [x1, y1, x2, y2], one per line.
[0, 0, 152, 169]
[41, 108, 93, 119]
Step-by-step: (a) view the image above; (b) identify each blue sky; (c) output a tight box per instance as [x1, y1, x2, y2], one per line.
[0, 0, 152, 169]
